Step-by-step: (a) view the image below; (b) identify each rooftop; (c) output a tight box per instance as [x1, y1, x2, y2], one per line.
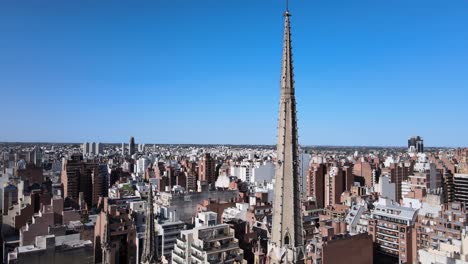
[373, 198, 418, 222]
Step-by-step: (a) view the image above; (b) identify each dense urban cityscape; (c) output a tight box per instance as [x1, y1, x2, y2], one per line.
[2, 1, 468, 264]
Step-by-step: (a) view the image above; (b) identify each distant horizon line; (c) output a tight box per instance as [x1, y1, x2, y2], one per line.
[0, 141, 461, 149]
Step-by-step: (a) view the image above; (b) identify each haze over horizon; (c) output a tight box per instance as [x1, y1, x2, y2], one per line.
[1, 0, 467, 147]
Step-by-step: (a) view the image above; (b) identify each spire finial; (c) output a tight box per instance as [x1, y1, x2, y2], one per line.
[284, 0, 290, 17]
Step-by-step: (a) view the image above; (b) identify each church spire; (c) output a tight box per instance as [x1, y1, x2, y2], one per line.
[141, 184, 159, 264]
[268, 2, 305, 263]
[102, 213, 112, 264]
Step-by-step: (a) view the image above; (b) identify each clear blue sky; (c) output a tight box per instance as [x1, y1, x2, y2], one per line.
[1, 1, 467, 147]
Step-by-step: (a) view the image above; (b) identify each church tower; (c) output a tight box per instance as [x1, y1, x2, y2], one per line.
[101, 213, 112, 264]
[141, 184, 160, 263]
[268, 3, 305, 264]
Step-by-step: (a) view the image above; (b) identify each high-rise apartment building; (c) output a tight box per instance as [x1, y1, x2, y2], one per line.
[82, 142, 103, 156]
[61, 154, 100, 208]
[390, 162, 412, 202]
[171, 212, 243, 264]
[90, 142, 96, 155]
[30, 146, 42, 167]
[307, 162, 326, 208]
[408, 136, 424, 153]
[198, 153, 216, 185]
[454, 174, 468, 203]
[442, 169, 454, 203]
[94, 200, 137, 264]
[368, 198, 418, 263]
[83, 143, 89, 156]
[129, 137, 136, 156]
[325, 165, 344, 208]
[92, 165, 109, 208]
[61, 154, 83, 203]
[353, 161, 374, 187]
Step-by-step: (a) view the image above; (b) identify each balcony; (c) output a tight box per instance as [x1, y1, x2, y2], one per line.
[376, 230, 398, 239]
[191, 251, 205, 262]
[205, 231, 234, 242]
[191, 243, 204, 253]
[207, 242, 240, 254]
[377, 224, 398, 231]
[172, 251, 186, 263]
[376, 235, 398, 245]
[379, 243, 399, 252]
[175, 241, 186, 250]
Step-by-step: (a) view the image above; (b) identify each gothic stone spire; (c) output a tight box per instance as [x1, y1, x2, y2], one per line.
[141, 184, 159, 264]
[102, 213, 112, 264]
[268, 6, 305, 264]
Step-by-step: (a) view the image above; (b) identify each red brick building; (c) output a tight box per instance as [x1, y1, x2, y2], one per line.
[198, 153, 216, 185]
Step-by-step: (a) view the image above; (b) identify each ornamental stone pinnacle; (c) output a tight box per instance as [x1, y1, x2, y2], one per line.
[102, 213, 112, 264]
[267, 6, 305, 264]
[141, 184, 160, 264]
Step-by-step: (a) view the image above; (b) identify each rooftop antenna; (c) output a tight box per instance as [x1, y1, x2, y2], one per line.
[286, 0, 289, 12]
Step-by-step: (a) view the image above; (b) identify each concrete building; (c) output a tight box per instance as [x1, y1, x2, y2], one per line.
[230, 165, 252, 183]
[390, 162, 413, 202]
[299, 152, 312, 195]
[353, 161, 374, 187]
[92, 165, 108, 208]
[61, 154, 83, 204]
[2, 184, 18, 216]
[8, 234, 93, 264]
[457, 149, 468, 174]
[61, 154, 105, 209]
[368, 197, 418, 263]
[325, 165, 343, 208]
[137, 158, 150, 175]
[401, 180, 412, 198]
[307, 162, 326, 208]
[2, 189, 34, 234]
[222, 203, 249, 223]
[408, 136, 424, 154]
[129, 137, 136, 156]
[30, 146, 42, 167]
[171, 212, 244, 264]
[443, 170, 455, 203]
[432, 202, 468, 243]
[195, 211, 218, 228]
[156, 208, 185, 261]
[94, 200, 137, 264]
[251, 162, 275, 184]
[96, 142, 103, 155]
[454, 174, 468, 203]
[414, 193, 443, 255]
[324, 164, 353, 208]
[345, 202, 370, 235]
[198, 153, 216, 185]
[408, 159, 442, 192]
[90, 142, 96, 156]
[418, 228, 468, 264]
[305, 233, 373, 264]
[20, 196, 81, 246]
[16, 163, 43, 185]
[375, 175, 396, 202]
[82, 143, 89, 156]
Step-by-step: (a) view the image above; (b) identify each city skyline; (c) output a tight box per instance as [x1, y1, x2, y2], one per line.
[1, 0, 468, 147]
[2, 2, 468, 263]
